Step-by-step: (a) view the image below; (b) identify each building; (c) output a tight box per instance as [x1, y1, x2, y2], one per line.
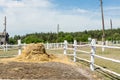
[0, 16, 9, 45]
[0, 32, 9, 45]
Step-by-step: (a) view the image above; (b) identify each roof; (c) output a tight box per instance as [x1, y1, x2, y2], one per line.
[0, 32, 9, 36]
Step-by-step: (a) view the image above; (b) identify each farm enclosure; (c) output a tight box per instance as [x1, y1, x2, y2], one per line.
[0, 43, 96, 79]
[0, 41, 120, 79]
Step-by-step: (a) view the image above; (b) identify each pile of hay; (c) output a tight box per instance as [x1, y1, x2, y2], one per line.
[17, 43, 56, 62]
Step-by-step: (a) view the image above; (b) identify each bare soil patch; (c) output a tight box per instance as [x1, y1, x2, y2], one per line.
[0, 62, 89, 79]
[0, 43, 100, 79]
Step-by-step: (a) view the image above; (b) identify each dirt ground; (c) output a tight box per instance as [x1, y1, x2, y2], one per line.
[0, 51, 101, 80]
[0, 61, 91, 80]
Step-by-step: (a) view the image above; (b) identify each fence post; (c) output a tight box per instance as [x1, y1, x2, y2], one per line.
[90, 39, 96, 71]
[61, 42, 63, 48]
[50, 43, 52, 49]
[102, 41, 105, 52]
[57, 43, 59, 48]
[51, 43, 53, 48]
[106, 40, 108, 46]
[73, 40, 77, 62]
[3, 44, 5, 52]
[23, 43, 26, 49]
[18, 40, 21, 55]
[54, 43, 56, 48]
[46, 42, 49, 49]
[64, 40, 67, 55]
[52, 43, 53, 48]
[5, 43, 8, 51]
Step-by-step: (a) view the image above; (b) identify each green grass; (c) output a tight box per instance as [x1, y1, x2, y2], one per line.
[0, 50, 18, 58]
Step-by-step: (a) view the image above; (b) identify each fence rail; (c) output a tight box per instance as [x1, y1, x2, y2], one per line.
[0, 40, 26, 55]
[46, 39, 120, 77]
[0, 39, 120, 77]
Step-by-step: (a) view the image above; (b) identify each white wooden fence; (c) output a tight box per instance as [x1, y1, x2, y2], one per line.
[0, 40, 26, 55]
[46, 39, 120, 77]
[0, 39, 120, 77]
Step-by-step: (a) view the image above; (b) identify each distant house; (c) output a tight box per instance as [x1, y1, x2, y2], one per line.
[0, 16, 9, 45]
[0, 32, 9, 45]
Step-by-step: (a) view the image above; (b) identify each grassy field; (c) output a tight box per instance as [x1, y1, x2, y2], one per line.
[0, 47, 119, 79]
[0, 49, 18, 58]
[47, 47, 120, 80]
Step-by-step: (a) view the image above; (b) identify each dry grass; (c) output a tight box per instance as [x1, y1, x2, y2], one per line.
[47, 46, 120, 80]
[0, 44, 75, 66]
[16, 43, 57, 62]
[77, 47, 120, 74]
[0, 44, 119, 79]
[0, 50, 18, 58]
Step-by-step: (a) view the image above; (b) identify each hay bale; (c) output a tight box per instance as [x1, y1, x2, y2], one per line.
[17, 43, 56, 62]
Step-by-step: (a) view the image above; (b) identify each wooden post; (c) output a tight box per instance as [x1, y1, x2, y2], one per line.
[54, 43, 56, 48]
[73, 40, 77, 62]
[46, 42, 49, 49]
[23, 43, 26, 50]
[50, 43, 52, 49]
[56, 24, 59, 43]
[4, 16, 7, 45]
[106, 41, 108, 46]
[49, 43, 51, 49]
[18, 40, 21, 55]
[102, 41, 105, 52]
[100, 0, 105, 46]
[4, 44, 5, 52]
[57, 43, 59, 48]
[110, 19, 112, 30]
[5, 43, 8, 51]
[90, 39, 96, 71]
[61, 42, 63, 48]
[64, 40, 67, 55]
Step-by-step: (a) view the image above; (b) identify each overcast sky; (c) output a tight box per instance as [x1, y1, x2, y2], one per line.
[0, 0, 120, 36]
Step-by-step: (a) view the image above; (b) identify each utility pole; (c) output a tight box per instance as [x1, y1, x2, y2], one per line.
[110, 19, 112, 30]
[56, 24, 59, 43]
[110, 19, 113, 42]
[4, 16, 7, 45]
[100, 0, 105, 45]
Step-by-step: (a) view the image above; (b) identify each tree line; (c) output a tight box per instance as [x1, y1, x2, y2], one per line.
[9, 28, 120, 44]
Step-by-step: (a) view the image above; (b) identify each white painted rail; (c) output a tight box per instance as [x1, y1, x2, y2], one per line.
[1, 40, 119, 77]
[46, 40, 120, 77]
[95, 54, 120, 63]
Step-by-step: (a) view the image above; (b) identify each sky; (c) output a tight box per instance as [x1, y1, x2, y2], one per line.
[0, 0, 120, 36]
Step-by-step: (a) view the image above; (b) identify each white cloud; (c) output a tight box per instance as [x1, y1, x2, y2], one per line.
[0, 0, 119, 36]
[72, 8, 89, 14]
[0, 0, 24, 8]
[105, 6, 120, 10]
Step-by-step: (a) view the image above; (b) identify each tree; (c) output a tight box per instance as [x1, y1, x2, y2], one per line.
[22, 35, 43, 44]
[9, 37, 16, 44]
[8, 28, 120, 44]
[64, 34, 73, 42]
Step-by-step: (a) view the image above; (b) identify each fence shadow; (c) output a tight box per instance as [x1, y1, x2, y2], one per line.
[95, 68, 120, 80]
[76, 59, 120, 80]
[76, 59, 90, 66]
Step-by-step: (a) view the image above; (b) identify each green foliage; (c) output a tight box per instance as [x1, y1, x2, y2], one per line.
[9, 37, 16, 44]
[112, 33, 120, 40]
[9, 35, 21, 44]
[22, 35, 43, 44]
[64, 34, 73, 42]
[8, 28, 120, 44]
